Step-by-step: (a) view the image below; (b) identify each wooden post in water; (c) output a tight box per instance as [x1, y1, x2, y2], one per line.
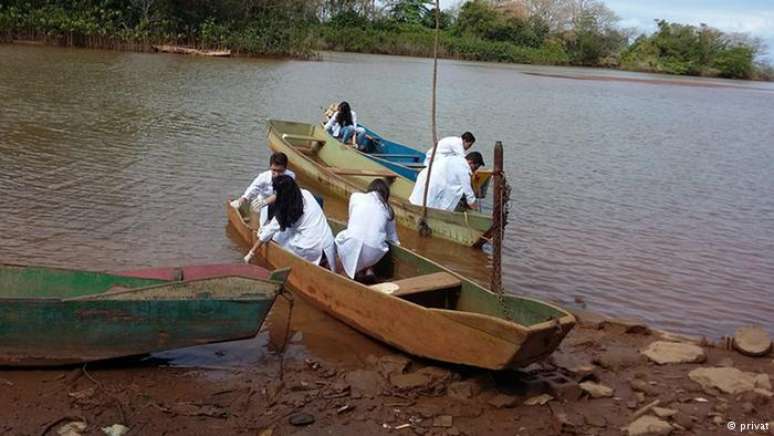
[491, 141, 504, 296]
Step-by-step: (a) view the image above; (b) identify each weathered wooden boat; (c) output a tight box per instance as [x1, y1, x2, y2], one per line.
[0, 263, 288, 366]
[227, 201, 575, 370]
[268, 120, 493, 247]
[152, 44, 231, 57]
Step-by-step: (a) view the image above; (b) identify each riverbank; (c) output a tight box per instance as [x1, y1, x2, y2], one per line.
[2, 299, 771, 435]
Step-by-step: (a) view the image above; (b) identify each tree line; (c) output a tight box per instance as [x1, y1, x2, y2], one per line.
[1, 0, 771, 80]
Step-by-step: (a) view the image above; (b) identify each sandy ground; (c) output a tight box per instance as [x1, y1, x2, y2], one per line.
[1, 296, 772, 436]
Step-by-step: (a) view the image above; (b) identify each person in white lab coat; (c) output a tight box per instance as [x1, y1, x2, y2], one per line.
[257, 175, 336, 269]
[231, 152, 295, 226]
[334, 179, 400, 280]
[410, 132, 479, 210]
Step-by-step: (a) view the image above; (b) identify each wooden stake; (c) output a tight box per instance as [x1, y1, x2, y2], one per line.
[491, 141, 504, 296]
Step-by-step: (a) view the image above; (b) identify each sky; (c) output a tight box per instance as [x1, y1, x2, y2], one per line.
[439, 0, 774, 61]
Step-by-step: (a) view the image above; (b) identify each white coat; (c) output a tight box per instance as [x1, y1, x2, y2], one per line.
[334, 192, 400, 279]
[241, 169, 296, 225]
[409, 155, 476, 211]
[258, 189, 336, 268]
[423, 136, 465, 166]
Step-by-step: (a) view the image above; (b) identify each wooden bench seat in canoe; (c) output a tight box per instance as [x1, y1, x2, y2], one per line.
[329, 167, 398, 180]
[282, 134, 326, 154]
[371, 272, 461, 297]
[369, 154, 422, 160]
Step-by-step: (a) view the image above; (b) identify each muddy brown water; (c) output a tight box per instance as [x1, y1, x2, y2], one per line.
[1, 45, 773, 368]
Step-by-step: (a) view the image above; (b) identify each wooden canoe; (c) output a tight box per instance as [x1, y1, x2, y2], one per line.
[0, 263, 288, 366]
[268, 120, 493, 247]
[152, 45, 231, 57]
[356, 124, 493, 197]
[227, 201, 575, 370]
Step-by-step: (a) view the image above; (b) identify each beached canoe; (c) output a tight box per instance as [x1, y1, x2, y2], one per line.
[152, 44, 231, 57]
[0, 263, 288, 366]
[227, 201, 575, 370]
[268, 120, 493, 247]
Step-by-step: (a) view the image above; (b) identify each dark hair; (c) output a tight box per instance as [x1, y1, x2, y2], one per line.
[269, 152, 288, 168]
[336, 101, 354, 127]
[461, 131, 476, 144]
[367, 179, 394, 221]
[466, 151, 485, 169]
[269, 175, 304, 231]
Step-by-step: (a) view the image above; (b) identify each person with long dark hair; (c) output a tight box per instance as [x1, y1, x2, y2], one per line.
[324, 101, 361, 145]
[256, 175, 336, 268]
[334, 178, 399, 280]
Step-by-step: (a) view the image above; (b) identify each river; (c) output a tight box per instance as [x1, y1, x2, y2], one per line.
[1, 45, 773, 342]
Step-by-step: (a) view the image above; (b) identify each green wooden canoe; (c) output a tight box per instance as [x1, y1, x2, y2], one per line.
[267, 120, 494, 247]
[0, 264, 287, 366]
[228, 201, 575, 370]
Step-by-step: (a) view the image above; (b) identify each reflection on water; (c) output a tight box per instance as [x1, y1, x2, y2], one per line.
[1, 45, 773, 350]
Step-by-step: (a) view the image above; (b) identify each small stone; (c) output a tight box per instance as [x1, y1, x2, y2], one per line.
[447, 380, 481, 401]
[488, 394, 519, 408]
[754, 374, 772, 390]
[635, 392, 646, 403]
[579, 381, 614, 398]
[689, 367, 759, 395]
[734, 326, 772, 357]
[742, 402, 756, 414]
[524, 394, 554, 406]
[601, 318, 652, 335]
[58, 422, 87, 436]
[585, 414, 607, 428]
[652, 407, 677, 418]
[390, 373, 432, 391]
[377, 355, 411, 378]
[625, 415, 673, 436]
[627, 401, 638, 409]
[289, 413, 315, 426]
[631, 380, 659, 396]
[594, 348, 645, 371]
[641, 341, 706, 365]
[673, 414, 693, 430]
[101, 425, 129, 436]
[712, 416, 724, 425]
[754, 388, 773, 399]
[432, 415, 453, 428]
[345, 370, 381, 397]
[258, 430, 273, 436]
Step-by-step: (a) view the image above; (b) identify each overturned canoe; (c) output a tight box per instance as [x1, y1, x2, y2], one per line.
[152, 45, 231, 57]
[0, 263, 287, 366]
[227, 201, 575, 370]
[268, 120, 493, 247]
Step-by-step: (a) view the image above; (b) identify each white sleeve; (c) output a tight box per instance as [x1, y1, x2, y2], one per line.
[352, 111, 358, 130]
[387, 219, 400, 245]
[242, 172, 268, 201]
[458, 162, 477, 206]
[324, 113, 338, 131]
[258, 217, 281, 242]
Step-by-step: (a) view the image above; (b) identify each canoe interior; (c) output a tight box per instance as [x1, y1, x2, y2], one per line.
[232, 205, 566, 328]
[0, 265, 167, 299]
[268, 120, 492, 233]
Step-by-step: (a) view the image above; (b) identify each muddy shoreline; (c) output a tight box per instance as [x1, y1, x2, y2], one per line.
[2, 297, 771, 436]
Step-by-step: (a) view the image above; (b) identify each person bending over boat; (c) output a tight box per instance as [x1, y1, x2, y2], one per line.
[324, 101, 368, 146]
[257, 175, 336, 269]
[231, 152, 295, 226]
[422, 132, 476, 166]
[335, 179, 400, 281]
[409, 146, 481, 211]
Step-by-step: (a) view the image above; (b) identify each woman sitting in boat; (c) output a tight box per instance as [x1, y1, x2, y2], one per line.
[324, 101, 365, 145]
[257, 175, 336, 269]
[334, 179, 399, 282]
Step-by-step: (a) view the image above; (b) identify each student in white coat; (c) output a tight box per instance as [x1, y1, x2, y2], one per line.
[232, 152, 295, 225]
[257, 175, 336, 269]
[324, 101, 361, 145]
[334, 179, 400, 281]
[410, 132, 477, 210]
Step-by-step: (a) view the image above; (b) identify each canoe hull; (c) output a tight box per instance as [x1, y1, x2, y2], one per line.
[0, 264, 280, 366]
[227, 202, 574, 369]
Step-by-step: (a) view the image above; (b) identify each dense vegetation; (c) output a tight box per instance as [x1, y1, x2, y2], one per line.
[0, 0, 770, 80]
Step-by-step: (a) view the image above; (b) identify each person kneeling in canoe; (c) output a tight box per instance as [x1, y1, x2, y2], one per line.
[255, 175, 336, 269]
[409, 137, 481, 211]
[334, 179, 400, 282]
[231, 152, 295, 226]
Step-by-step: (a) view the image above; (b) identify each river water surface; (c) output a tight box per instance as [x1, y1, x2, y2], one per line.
[1, 45, 773, 342]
